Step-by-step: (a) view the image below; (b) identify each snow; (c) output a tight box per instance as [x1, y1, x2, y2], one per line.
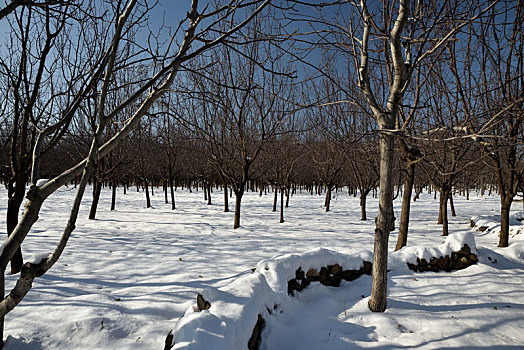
[389, 231, 476, 270]
[173, 232, 476, 349]
[35, 179, 48, 187]
[0, 186, 523, 349]
[255, 248, 373, 293]
[470, 213, 523, 237]
[27, 252, 51, 265]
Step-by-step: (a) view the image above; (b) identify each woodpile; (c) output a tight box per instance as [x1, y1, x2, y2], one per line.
[287, 261, 373, 296]
[406, 244, 478, 273]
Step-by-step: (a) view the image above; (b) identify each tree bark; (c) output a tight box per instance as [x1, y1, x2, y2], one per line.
[395, 161, 415, 251]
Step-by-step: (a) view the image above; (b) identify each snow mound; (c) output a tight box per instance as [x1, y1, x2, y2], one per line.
[170, 233, 477, 349]
[389, 231, 476, 270]
[470, 214, 523, 237]
[172, 273, 277, 350]
[255, 248, 373, 293]
[506, 241, 524, 262]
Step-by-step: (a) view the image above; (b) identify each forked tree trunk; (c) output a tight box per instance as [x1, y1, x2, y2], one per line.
[395, 161, 415, 251]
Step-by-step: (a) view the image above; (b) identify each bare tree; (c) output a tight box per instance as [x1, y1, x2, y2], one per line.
[172, 20, 294, 228]
[448, 0, 523, 247]
[0, 0, 272, 345]
[333, 0, 494, 311]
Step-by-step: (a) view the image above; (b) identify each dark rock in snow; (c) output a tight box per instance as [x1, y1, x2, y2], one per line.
[196, 293, 211, 311]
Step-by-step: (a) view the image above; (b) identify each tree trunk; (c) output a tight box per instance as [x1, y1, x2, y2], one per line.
[437, 188, 445, 224]
[499, 197, 512, 247]
[280, 186, 284, 223]
[233, 191, 243, 229]
[325, 187, 331, 212]
[222, 179, 229, 212]
[6, 199, 24, 274]
[449, 192, 456, 217]
[369, 121, 395, 313]
[285, 186, 290, 208]
[439, 189, 449, 236]
[164, 181, 168, 204]
[207, 181, 212, 205]
[0, 270, 4, 347]
[360, 189, 367, 220]
[272, 187, 277, 212]
[144, 180, 151, 208]
[89, 179, 102, 220]
[170, 179, 176, 210]
[111, 181, 116, 211]
[395, 161, 415, 251]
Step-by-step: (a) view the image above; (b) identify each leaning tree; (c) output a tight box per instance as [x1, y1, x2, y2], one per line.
[0, 0, 273, 345]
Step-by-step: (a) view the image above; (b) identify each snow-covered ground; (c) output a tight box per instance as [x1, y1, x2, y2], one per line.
[0, 185, 523, 349]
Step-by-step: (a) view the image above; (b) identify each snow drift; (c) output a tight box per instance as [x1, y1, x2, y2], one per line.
[168, 232, 478, 350]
